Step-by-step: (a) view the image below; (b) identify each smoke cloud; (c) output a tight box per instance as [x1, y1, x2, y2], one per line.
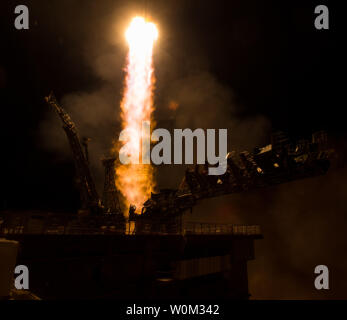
[39, 1, 270, 193]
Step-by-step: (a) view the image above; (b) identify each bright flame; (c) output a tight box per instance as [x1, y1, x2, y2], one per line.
[125, 17, 158, 48]
[114, 17, 158, 215]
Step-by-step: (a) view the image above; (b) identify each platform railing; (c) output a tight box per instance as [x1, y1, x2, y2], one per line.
[184, 222, 261, 236]
[0, 219, 261, 236]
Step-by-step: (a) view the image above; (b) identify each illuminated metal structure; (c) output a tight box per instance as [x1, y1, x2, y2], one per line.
[0, 93, 333, 235]
[131, 130, 333, 233]
[42, 93, 125, 232]
[101, 157, 122, 215]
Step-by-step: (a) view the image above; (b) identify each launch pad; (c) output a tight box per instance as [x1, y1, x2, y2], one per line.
[4, 232, 261, 299]
[0, 93, 333, 299]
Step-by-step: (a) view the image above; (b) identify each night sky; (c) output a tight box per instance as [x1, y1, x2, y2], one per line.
[0, 0, 346, 299]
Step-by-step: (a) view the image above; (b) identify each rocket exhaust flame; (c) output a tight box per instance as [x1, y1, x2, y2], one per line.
[114, 17, 158, 215]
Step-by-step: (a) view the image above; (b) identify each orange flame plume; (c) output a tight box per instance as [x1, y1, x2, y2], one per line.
[114, 17, 158, 216]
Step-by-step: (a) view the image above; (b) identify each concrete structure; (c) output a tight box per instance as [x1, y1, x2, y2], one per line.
[4, 232, 261, 299]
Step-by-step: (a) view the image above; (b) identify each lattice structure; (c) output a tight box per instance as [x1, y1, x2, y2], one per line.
[101, 157, 122, 215]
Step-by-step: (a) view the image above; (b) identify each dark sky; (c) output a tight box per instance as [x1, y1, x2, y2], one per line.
[0, 0, 344, 208]
[0, 0, 346, 300]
